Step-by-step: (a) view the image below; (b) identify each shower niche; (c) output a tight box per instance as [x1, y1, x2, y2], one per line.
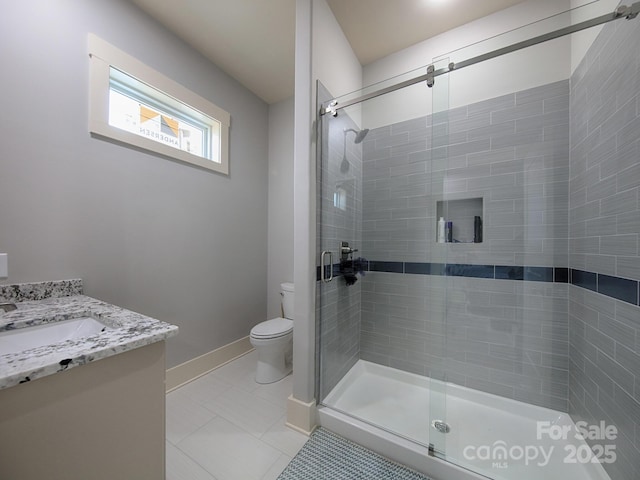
[436, 197, 483, 244]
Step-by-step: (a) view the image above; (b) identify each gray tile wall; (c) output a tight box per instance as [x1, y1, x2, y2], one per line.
[317, 82, 363, 398]
[569, 17, 640, 480]
[569, 288, 640, 479]
[359, 81, 571, 410]
[361, 273, 570, 411]
[362, 80, 570, 268]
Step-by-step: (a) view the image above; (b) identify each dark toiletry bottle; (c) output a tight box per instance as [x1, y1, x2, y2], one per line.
[445, 221, 453, 243]
[474, 216, 483, 243]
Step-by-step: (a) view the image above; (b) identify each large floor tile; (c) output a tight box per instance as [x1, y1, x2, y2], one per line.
[202, 386, 286, 437]
[166, 350, 305, 480]
[210, 351, 262, 392]
[166, 441, 218, 480]
[260, 414, 309, 458]
[175, 371, 233, 405]
[166, 390, 217, 445]
[177, 416, 283, 480]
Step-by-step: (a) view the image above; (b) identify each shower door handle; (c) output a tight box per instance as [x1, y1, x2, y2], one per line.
[321, 251, 334, 283]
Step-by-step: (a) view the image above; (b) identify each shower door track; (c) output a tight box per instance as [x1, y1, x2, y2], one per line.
[320, 2, 640, 117]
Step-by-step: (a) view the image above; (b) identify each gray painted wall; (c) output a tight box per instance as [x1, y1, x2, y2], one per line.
[359, 81, 571, 411]
[568, 16, 640, 480]
[267, 97, 295, 319]
[0, 0, 269, 368]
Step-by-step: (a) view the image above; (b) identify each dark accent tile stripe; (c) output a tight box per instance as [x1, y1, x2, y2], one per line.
[430, 263, 446, 276]
[598, 274, 638, 305]
[316, 261, 639, 306]
[369, 261, 404, 273]
[524, 266, 554, 282]
[316, 264, 342, 281]
[495, 266, 523, 280]
[332, 263, 342, 277]
[446, 264, 494, 278]
[404, 262, 430, 275]
[571, 269, 597, 292]
[495, 266, 553, 282]
[554, 268, 569, 283]
[404, 262, 445, 275]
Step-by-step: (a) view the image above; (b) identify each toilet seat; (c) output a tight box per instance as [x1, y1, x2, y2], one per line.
[250, 317, 293, 339]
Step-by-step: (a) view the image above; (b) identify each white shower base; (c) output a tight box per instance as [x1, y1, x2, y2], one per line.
[320, 360, 611, 480]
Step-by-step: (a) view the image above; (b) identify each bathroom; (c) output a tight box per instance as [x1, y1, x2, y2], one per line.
[1, 0, 639, 479]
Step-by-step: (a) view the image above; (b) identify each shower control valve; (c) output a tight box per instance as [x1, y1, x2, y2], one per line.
[340, 241, 358, 260]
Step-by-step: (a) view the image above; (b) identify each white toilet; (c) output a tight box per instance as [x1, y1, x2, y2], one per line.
[250, 282, 294, 384]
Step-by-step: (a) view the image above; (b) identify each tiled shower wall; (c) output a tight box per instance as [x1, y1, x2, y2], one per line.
[362, 80, 570, 267]
[317, 83, 363, 397]
[360, 80, 572, 411]
[568, 17, 640, 480]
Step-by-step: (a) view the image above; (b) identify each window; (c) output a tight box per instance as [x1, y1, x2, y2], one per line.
[88, 34, 230, 174]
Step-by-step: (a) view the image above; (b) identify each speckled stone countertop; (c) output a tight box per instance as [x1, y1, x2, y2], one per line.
[0, 279, 178, 390]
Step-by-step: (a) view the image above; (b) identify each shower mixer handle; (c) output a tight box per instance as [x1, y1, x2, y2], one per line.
[340, 241, 357, 261]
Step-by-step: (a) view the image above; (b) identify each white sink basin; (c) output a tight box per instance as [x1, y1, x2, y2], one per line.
[0, 317, 110, 355]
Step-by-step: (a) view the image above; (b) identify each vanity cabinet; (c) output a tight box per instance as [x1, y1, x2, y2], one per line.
[0, 341, 166, 480]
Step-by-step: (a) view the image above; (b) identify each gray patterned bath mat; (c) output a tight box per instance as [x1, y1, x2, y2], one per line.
[277, 428, 431, 479]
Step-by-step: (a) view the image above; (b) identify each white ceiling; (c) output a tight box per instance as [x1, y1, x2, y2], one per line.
[130, 0, 296, 104]
[130, 0, 526, 105]
[326, 0, 527, 66]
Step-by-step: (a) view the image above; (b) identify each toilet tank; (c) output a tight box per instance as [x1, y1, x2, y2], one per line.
[280, 282, 295, 319]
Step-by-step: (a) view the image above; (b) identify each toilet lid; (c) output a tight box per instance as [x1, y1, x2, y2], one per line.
[251, 317, 293, 338]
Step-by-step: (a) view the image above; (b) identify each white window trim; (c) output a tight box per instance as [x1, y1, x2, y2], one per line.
[88, 33, 230, 174]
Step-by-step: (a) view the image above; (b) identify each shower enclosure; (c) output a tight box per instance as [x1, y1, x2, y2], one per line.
[315, 3, 640, 480]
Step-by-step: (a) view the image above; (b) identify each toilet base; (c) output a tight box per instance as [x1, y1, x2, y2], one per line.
[250, 333, 293, 384]
[255, 355, 292, 384]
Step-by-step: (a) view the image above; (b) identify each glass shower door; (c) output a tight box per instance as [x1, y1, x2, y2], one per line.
[316, 71, 453, 453]
[426, 57, 451, 461]
[316, 80, 364, 405]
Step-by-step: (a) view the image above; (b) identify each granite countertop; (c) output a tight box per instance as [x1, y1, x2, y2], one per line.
[0, 279, 178, 390]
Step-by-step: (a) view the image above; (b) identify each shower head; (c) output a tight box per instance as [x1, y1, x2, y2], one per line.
[345, 128, 370, 144]
[341, 127, 369, 173]
[354, 128, 369, 144]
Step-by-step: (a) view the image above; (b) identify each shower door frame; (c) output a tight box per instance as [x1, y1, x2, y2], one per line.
[314, 63, 454, 459]
[314, 74, 489, 480]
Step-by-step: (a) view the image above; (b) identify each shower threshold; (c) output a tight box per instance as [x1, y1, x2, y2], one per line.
[321, 361, 610, 480]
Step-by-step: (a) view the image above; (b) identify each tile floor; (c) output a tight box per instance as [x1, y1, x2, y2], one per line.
[166, 350, 309, 480]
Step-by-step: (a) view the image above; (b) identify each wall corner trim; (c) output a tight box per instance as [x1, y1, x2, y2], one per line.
[165, 336, 253, 392]
[286, 394, 317, 436]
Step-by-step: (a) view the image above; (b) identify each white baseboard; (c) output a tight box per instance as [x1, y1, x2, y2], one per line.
[286, 394, 317, 436]
[165, 336, 253, 392]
